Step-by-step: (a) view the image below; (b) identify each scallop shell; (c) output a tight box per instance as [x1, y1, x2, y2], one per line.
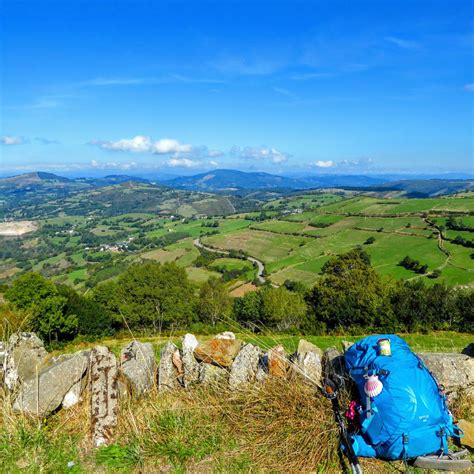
[364, 375, 383, 398]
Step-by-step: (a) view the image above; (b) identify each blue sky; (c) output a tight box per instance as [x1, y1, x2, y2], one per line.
[1, 0, 473, 176]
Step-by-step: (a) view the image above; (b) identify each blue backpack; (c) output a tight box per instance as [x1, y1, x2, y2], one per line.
[344, 335, 462, 460]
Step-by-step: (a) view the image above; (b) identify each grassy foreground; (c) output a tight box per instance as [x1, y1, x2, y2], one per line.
[1, 377, 472, 473]
[1, 331, 472, 473]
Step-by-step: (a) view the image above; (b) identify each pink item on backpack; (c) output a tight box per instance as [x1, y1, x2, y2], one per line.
[364, 375, 383, 398]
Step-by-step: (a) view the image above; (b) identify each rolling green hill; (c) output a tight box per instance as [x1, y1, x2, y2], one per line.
[0, 186, 472, 290]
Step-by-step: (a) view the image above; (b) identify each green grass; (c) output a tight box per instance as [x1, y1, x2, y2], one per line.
[67, 268, 88, 283]
[209, 257, 253, 271]
[185, 266, 221, 283]
[251, 220, 306, 234]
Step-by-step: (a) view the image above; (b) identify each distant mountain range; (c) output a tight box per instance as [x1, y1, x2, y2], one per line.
[161, 169, 386, 191]
[0, 170, 472, 202]
[0, 172, 150, 191]
[161, 169, 473, 196]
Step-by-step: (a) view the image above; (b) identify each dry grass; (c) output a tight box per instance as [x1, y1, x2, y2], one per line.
[1, 377, 471, 473]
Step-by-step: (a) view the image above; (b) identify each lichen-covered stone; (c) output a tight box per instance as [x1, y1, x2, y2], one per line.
[13, 351, 89, 416]
[3, 332, 48, 390]
[294, 339, 323, 387]
[194, 338, 242, 367]
[90, 346, 118, 447]
[158, 342, 181, 391]
[120, 341, 156, 395]
[229, 343, 262, 389]
[297, 339, 322, 357]
[419, 352, 474, 397]
[181, 334, 200, 387]
[62, 377, 87, 409]
[199, 363, 228, 386]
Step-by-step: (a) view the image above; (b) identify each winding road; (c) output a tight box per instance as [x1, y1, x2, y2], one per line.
[193, 238, 266, 284]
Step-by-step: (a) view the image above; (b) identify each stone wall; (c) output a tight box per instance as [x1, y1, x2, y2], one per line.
[1, 331, 472, 447]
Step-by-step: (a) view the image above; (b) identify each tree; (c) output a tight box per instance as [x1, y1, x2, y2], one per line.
[233, 291, 263, 327]
[197, 277, 231, 325]
[390, 281, 459, 332]
[260, 286, 307, 330]
[57, 285, 113, 337]
[283, 279, 307, 294]
[5, 272, 77, 342]
[306, 249, 393, 332]
[106, 262, 196, 331]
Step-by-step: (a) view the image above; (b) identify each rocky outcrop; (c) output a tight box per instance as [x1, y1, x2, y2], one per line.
[120, 341, 156, 395]
[420, 352, 474, 397]
[294, 339, 323, 387]
[229, 343, 262, 389]
[181, 334, 200, 387]
[3, 332, 48, 390]
[194, 338, 242, 367]
[90, 346, 118, 447]
[158, 342, 181, 391]
[13, 351, 89, 416]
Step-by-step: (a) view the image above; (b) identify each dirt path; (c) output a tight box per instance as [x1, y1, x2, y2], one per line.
[193, 238, 267, 284]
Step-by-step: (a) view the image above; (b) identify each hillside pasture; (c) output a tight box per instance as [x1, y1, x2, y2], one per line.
[250, 220, 306, 234]
[203, 229, 311, 263]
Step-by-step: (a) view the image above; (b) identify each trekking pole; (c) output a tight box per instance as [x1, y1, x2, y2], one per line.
[323, 377, 363, 474]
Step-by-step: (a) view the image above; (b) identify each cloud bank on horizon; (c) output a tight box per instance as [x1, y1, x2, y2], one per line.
[1, 0, 473, 176]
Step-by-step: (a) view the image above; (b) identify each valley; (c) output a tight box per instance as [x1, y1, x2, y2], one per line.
[0, 172, 472, 292]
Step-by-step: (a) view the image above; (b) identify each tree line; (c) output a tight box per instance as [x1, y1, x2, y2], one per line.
[1, 248, 472, 345]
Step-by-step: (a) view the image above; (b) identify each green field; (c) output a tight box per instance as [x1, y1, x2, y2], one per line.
[1, 191, 473, 289]
[200, 194, 473, 287]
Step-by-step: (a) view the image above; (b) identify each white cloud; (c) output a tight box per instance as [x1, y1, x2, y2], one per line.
[313, 160, 335, 168]
[1, 135, 25, 145]
[231, 146, 290, 164]
[464, 83, 474, 91]
[92, 135, 193, 154]
[167, 158, 201, 168]
[151, 138, 192, 154]
[209, 160, 219, 167]
[208, 149, 224, 158]
[90, 160, 138, 170]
